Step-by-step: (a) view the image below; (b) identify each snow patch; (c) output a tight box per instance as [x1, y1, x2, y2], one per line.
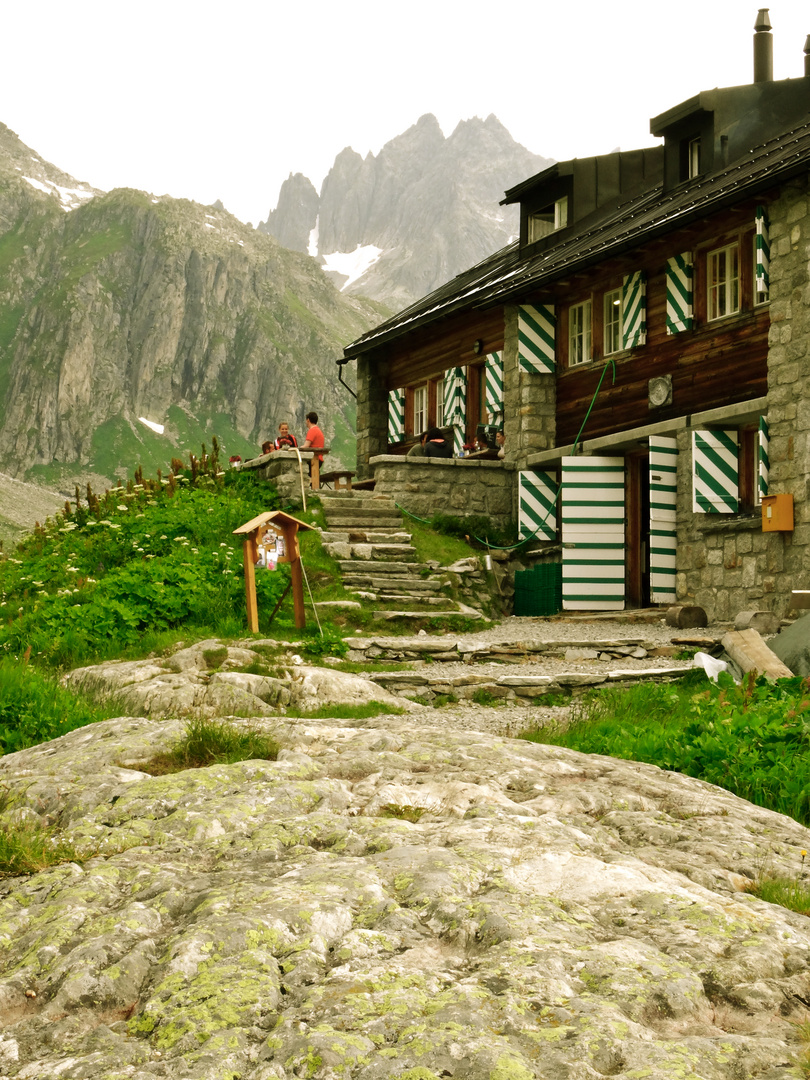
[204, 222, 215, 229]
[22, 175, 96, 210]
[321, 244, 382, 290]
[308, 216, 320, 258]
[138, 417, 165, 435]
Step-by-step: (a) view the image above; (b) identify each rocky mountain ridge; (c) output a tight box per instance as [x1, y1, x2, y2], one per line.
[0, 125, 381, 491]
[260, 113, 553, 310]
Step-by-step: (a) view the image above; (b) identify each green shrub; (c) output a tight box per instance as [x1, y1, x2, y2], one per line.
[0, 659, 118, 754]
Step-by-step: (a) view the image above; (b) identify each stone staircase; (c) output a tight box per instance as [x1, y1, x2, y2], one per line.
[315, 490, 489, 624]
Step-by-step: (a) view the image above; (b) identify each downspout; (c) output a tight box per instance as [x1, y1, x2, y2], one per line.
[336, 358, 356, 399]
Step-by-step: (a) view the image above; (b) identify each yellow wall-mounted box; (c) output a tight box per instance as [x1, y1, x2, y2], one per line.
[761, 493, 794, 532]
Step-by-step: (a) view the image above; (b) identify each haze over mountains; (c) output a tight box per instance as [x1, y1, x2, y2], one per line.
[0, 113, 550, 540]
[259, 113, 552, 309]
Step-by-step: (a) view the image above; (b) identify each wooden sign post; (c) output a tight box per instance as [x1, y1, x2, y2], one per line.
[233, 510, 314, 632]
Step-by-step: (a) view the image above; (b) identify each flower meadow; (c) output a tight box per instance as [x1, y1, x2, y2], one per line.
[0, 459, 289, 669]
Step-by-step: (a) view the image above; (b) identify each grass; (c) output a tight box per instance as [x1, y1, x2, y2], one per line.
[520, 672, 810, 827]
[379, 804, 425, 823]
[0, 790, 82, 877]
[746, 874, 810, 916]
[137, 718, 279, 775]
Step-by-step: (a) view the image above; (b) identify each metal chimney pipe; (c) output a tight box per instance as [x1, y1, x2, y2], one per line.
[754, 8, 773, 83]
[805, 34, 810, 77]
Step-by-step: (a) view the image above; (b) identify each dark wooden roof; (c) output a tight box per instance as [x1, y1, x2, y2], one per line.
[344, 118, 810, 360]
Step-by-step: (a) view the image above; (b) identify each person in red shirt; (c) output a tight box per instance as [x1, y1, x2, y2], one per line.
[302, 411, 325, 480]
[274, 422, 298, 450]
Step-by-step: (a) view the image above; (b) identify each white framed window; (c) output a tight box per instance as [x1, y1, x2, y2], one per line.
[413, 384, 427, 434]
[707, 243, 739, 320]
[435, 377, 445, 428]
[603, 289, 623, 354]
[569, 301, 592, 366]
[554, 196, 568, 230]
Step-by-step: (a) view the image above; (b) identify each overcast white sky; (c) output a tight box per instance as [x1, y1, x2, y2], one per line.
[2, 1, 808, 226]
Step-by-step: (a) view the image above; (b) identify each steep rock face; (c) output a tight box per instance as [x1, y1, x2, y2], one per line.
[0, 132, 380, 482]
[260, 113, 552, 309]
[1, 705, 810, 1079]
[262, 172, 319, 254]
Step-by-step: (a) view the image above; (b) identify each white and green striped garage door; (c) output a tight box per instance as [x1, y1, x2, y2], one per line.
[561, 456, 625, 610]
[649, 436, 678, 603]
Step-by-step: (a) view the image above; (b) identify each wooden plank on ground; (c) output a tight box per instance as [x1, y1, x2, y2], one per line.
[720, 629, 793, 680]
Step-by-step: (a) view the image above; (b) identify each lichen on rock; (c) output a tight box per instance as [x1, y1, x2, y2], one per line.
[1, 707, 810, 1078]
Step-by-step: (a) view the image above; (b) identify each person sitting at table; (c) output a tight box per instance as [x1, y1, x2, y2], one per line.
[407, 432, 428, 457]
[274, 421, 298, 450]
[496, 430, 505, 459]
[424, 427, 453, 458]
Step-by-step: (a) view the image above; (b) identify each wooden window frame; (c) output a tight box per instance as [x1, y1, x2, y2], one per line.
[706, 242, 740, 321]
[568, 299, 592, 367]
[603, 288, 623, 355]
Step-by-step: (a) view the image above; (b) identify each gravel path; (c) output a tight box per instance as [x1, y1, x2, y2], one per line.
[361, 613, 731, 740]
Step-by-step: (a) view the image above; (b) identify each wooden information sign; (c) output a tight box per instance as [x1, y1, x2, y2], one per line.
[233, 511, 314, 632]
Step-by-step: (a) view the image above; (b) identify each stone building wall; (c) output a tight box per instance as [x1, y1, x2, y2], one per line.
[369, 455, 514, 533]
[674, 174, 810, 620]
[502, 305, 557, 479]
[355, 353, 389, 480]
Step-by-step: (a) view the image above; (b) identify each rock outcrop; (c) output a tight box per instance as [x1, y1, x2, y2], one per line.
[259, 114, 553, 310]
[1, 692, 810, 1077]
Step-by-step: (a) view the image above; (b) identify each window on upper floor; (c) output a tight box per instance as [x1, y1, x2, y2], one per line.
[707, 243, 739, 321]
[413, 384, 427, 435]
[603, 289, 623, 355]
[569, 300, 592, 366]
[527, 196, 570, 243]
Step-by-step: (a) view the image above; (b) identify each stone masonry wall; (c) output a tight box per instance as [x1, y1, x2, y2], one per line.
[675, 175, 810, 621]
[355, 352, 389, 479]
[503, 304, 557, 480]
[369, 455, 514, 533]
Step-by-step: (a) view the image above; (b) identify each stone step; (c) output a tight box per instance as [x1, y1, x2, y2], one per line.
[321, 530, 412, 545]
[371, 608, 484, 622]
[324, 543, 417, 562]
[338, 560, 432, 576]
[319, 495, 398, 511]
[325, 515, 405, 530]
[343, 575, 445, 594]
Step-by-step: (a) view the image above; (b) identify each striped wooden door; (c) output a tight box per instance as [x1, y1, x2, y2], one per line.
[519, 469, 558, 541]
[561, 456, 625, 610]
[649, 436, 678, 604]
[443, 367, 467, 457]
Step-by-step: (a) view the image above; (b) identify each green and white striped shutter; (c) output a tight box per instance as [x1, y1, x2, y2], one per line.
[758, 416, 769, 503]
[518, 304, 556, 373]
[443, 366, 467, 457]
[388, 389, 404, 443]
[756, 205, 770, 301]
[649, 436, 678, 603]
[622, 271, 647, 349]
[666, 253, 693, 334]
[484, 350, 504, 420]
[518, 469, 558, 541]
[692, 430, 739, 513]
[561, 455, 625, 610]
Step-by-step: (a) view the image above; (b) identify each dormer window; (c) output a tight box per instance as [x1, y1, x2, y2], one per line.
[527, 195, 570, 243]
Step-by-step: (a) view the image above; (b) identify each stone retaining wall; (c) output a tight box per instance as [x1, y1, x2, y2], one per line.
[238, 451, 312, 505]
[368, 455, 514, 531]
